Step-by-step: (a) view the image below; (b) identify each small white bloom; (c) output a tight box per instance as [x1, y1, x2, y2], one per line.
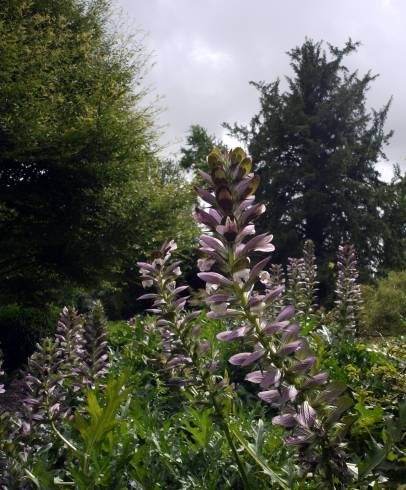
[206, 283, 219, 294]
[233, 268, 250, 285]
[142, 279, 153, 288]
[167, 240, 177, 252]
[197, 258, 215, 272]
[173, 266, 181, 276]
[259, 270, 271, 285]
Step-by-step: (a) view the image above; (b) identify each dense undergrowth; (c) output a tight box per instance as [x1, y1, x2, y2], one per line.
[0, 312, 404, 488]
[0, 148, 405, 489]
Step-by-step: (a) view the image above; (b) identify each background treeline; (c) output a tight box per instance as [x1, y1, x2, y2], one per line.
[0, 0, 405, 369]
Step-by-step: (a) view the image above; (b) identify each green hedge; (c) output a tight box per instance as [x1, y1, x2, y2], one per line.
[361, 271, 406, 336]
[0, 304, 59, 371]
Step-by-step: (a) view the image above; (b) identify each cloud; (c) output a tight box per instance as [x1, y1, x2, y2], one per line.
[116, 0, 406, 176]
[190, 39, 231, 68]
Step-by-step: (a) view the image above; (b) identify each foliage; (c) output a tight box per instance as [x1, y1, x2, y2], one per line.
[0, 304, 59, 370]
[0, 0, 197, 310]
[381, 168, 406, 271]
[0, 147, 405, 489]
[224, 39, 398, 287]
[317, 336, 406, 485]
[179, 124, 228, 174]
[361, 270, 406, 336]
[334, 245, 362, 336]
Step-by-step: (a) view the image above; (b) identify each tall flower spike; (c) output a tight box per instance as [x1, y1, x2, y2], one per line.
[81, 301, 110, 388]
[19, 337, 65, 427]
[0, 347, 5, 395]
[302, 240, 319, 317]
[195, 147, 353, 484]
[55, 306, 85, 394]
[138, 240, 251, 487]
[16, 307, 85, 431]
[286, 257, 307, 319]
[138, 240, 209, 386]
[334, 244, 362, 336]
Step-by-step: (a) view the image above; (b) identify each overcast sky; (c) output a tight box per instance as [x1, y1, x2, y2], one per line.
[115, 0, 405, 180]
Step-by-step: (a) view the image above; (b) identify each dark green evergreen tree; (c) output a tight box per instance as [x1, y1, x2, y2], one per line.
[381, 167, 406, 272]
[179, 124, 227, 173]
[225, 39, 394, 286]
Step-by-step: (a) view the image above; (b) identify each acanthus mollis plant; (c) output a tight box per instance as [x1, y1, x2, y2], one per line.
[0, 336, 67, 489]
[0, 347, 5, 395]
[138, 240, 251, 488]
[194, 147, 354, 486]
[81, 301, 109, 388]
[285, 241, 319, 323]
[334, 245, 362, 337]
[286, 257, 307, 319]
[138, 240, 203, 385]
[302, 239, 319, 317]
[1, 305, 110, 487]
[13, 308, 84, 436]
[19, 337, 66, 431]
[258, 264, 285, 319]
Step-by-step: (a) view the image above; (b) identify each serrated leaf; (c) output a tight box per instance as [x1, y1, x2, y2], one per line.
[358, 438, 390, 479]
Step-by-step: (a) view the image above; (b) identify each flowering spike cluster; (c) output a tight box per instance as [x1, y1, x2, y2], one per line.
[258, 264, 285, 318]
[268, 263, 285, 290]
[0, 348, 5, 395]
[16, 307, 85, 429]
[54, 307, 85, 392]
[334, 244, 362, 336]
[138, 240, 213, 386]
[194, 148, 352, 480]
[286, 241, 318, 321]
[302, 240, 319, 315]
[81, 301, 109, 388]
[18, 336, 66, 429]
[286, 257, 307, 316]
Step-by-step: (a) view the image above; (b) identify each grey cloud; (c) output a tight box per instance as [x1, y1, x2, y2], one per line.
[117, 0, 405, 177]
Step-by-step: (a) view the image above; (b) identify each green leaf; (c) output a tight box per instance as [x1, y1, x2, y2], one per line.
[231, 425, 290, 489]
[358, 439, 390, 479]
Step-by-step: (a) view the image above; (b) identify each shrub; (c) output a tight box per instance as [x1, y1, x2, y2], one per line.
[361, 271, 406, 336]
[0, 304, 59, 371]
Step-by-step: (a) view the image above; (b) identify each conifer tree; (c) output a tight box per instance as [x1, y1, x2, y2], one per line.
[225, 40, 394, 285]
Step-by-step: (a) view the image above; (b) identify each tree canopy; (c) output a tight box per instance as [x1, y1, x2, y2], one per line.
[0, 0, 197, 306]
[225, 39, 397, 284]
[179, 124, 227, 174]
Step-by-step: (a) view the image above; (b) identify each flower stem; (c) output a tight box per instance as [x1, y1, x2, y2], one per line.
[211, 394, 251, 490]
